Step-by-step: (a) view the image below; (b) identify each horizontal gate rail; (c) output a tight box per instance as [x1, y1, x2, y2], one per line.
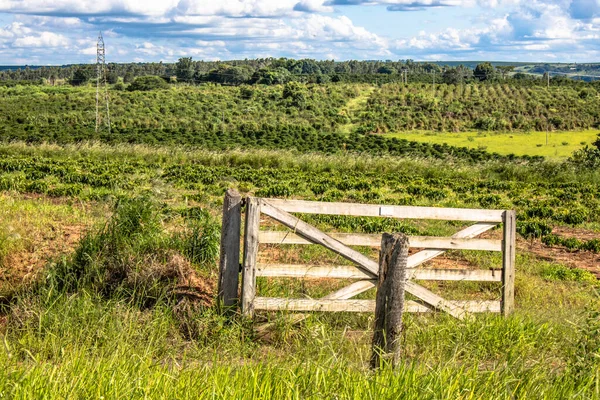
[263, 198, 505, 222]
[253, 298, 501, 313]
[256, 263, 502, 281]
[258, 231, 502, 251]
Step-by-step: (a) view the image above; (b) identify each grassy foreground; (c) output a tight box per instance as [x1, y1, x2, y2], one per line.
[390, 130, 599, 159]
[0, 143, 599, 398]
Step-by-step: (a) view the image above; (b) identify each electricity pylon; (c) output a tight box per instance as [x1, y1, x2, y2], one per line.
[96, 32, 111, 134]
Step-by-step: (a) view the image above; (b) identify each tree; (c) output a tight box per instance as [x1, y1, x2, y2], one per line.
[570, 134, 600, 169]
[496, 66, 515, 80]
[442, 67, 471, 84]
[205, 65, 252, 85]
[107, 71, 119, 84]
[176, 57, 195, 83]
[127, 76, 169, 91]
[123, 71, 134, 83]
[251, 67, 292, 85]
[70, 67, 92, 86]
[377, 65, 396, 74]
[282, 81, 307, 108]
[474, 62, 496, 81]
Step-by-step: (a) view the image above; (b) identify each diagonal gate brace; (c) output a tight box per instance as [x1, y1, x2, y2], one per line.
[260, 199, 488, 320]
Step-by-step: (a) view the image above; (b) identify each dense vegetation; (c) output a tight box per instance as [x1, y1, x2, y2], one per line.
[361, 83, 600, 132]
[0, 143, 598, 246]
[0, 82, 597, 159]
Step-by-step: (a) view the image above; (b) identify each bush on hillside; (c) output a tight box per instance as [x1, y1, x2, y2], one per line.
[570, 134, 600, 169]
[48, 197, 218, 308]
[128, 75, 170, 91]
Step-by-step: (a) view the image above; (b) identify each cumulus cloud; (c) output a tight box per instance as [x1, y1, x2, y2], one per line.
[13, 31, 67, 47]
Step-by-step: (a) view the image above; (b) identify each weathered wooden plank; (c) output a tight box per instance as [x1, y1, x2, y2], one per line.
[253, 298, 501, 313]
[258, 231, 502, 251]
[260, 199, 379, 277]
[218, 189, 242, 308]
[262, 198, 505, 222]
[404, 281, 467, 320]
[256, 263, 501, 282]
[253, 218, 499, 331]
[241, 197, 261, 317]
[413, 268, 501, 282]
[322, 280, 376, 300]
[502, 210, 517, 317]
[256, 263, 372, 279]
[372, 233, 409, 368]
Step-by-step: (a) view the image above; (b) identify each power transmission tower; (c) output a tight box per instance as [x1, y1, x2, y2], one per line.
[96, 32, 111, 134]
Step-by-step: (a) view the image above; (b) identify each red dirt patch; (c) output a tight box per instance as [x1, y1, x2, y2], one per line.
[552, 226, 600, 241]
[520, 240, 600, 278]
[1, 223, 88, 288]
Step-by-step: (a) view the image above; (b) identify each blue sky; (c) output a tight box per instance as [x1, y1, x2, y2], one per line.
[0, 0, 598, 65]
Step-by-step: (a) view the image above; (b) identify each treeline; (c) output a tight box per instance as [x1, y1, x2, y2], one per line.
[1, 58, 598, 88]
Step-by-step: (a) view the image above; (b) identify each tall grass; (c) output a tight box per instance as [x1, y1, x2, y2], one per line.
[1, 291, 599, 398]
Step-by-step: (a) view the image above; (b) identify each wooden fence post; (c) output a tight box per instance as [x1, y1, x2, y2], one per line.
[241, 197, 261, 317]
[501, 210, 516, 317]
[371, 233, 409, 369]
[218, 189, 242, 309]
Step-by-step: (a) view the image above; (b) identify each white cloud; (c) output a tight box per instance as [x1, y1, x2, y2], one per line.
[13, 31, 68, 47]
[0, 0, 180, 16]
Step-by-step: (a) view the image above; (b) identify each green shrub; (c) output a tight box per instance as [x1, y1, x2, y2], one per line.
[517, 221, 552, 240]
[128, 76, 169, 91]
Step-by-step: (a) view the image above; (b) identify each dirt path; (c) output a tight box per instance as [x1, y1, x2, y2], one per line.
[337, 86, 375, 134]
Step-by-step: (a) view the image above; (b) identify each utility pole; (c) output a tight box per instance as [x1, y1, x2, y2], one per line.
[96, 32, 111, 134]
[432, 71, 435, 97]
[547, 72, 550, 88]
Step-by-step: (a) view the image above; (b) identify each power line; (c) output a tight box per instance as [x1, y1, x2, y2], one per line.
[96, 32, 111, 134]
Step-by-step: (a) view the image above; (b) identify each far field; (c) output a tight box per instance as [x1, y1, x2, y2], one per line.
[391, 130, 599, 159]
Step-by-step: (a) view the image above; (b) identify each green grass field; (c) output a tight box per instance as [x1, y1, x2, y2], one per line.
[0, 143, 599, 398]
[389, 130, 599, 159]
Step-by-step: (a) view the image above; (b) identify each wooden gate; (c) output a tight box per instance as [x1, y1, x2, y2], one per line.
[220, 194, 516, 320]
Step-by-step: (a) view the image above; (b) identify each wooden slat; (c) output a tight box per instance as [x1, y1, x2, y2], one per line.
[218, 189, 242, 308]
[256, 263, 372, 279]
[502, 210, 517, 316]
[258, 231, 502, 251]
[241, 197, 261, 317]
[254, 297, 500, 313]
[322, 280, 375, 300]
[413, 268, 501, 281]
[309, 222, 498, 317]
[256, 263, 501, 281]
[262, 198, 504, 222]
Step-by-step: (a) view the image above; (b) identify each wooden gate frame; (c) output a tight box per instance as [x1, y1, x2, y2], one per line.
[229, 197, 516, 320]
